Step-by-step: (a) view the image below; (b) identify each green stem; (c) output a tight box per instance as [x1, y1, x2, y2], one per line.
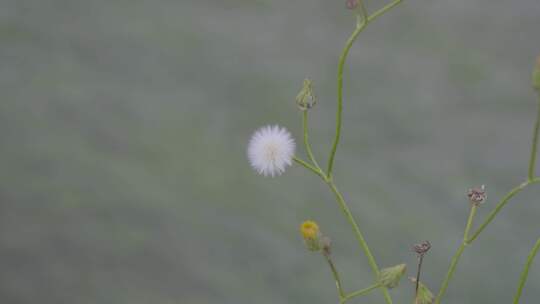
[367, 0, 403, 22]
[293, 156, 326, 180]
[463, 205, 477, 244]
[435, 178, 540, 304]
[528, 94, 540, 181]
[297, 3, 402, 303]
[435, 204, 478, 304]
[467, 180, 540, 244]
[326, 180, 393, 304]
[302, 111, 321, 171]
[324, 254, 346, 299]
[341, 283, 381, 303]
[296, 155, 391, 303]
[326, 20, 367, 178]
[513, 238, 540, 304]
[356, 0, 369, 23]
[435, 243, 466, 304]
[326, 0, 403, 178]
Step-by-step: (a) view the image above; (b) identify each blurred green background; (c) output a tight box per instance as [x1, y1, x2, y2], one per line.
[1, 0, 540, 303]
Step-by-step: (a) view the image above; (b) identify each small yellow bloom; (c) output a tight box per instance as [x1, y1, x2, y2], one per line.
[300, 220, 320, 240]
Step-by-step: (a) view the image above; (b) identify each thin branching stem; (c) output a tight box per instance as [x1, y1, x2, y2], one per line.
[357, 0, 369, 23]
[467, 179, 540, 244]
[323, 245, 382, 303]
[313, 3, 402, 303]
[436, 92, 540, 303]
[435, 204, 477, 304]
[436, 179, 540, 304]
[463, 205, 478, 244]
[302, 111, 321, 170]
[341, 283, 381, 303]
[326, 180, 393, 304]
[296, 155, 391, 303]
[435, 242, 466, 304]
[326, 20, 367, 178]
[323, 254, 346, 299]
[297, 2, 402, 302]
[327, 0, 403, 178]
[512, 238, 540, 304]
[367, 0, 403, 22]
[528, 94, 540, 181]
[293, 156, 326, 180]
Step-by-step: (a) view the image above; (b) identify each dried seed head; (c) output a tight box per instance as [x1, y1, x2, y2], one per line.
[467, 185, 487, 206]
[413, 241, 431, 258]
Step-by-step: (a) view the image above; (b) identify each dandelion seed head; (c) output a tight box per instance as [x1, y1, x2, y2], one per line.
[247, 125, 295, 177]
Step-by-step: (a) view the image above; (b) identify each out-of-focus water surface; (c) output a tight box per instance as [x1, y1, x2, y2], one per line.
[1, 0, 540, 303]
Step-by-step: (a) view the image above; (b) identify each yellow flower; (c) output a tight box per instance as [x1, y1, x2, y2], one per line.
[300, 220, 320, 240]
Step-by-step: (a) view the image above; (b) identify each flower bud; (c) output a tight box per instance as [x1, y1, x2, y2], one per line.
[295, 78, 316, 111]
[533, 55, 540, 91]
[415, 282, 434, 304]
[378, 264, 407, 289]
[409, 278, 434, 304]
[300, 220, 321, 251]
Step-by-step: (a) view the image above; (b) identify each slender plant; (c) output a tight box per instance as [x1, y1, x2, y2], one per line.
[246, 1, 540, 303]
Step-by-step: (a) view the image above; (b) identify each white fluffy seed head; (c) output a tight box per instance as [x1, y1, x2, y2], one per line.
[247, 125, 295, 177]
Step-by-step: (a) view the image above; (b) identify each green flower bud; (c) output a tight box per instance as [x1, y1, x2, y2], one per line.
[296, 78, 316, 111]
[304, 237, 321, 251]
[414, 281, 434, 304]
[378, 264, 407, 289]
[533, 55, 540, 91]
[300, 220, 321, 252]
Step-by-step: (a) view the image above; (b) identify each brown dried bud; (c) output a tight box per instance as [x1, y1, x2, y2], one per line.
[467, 185, 486, 206]
[321, 236, 332, 256]
[346, 0, 358, 10]
[413, 241, 431, 258]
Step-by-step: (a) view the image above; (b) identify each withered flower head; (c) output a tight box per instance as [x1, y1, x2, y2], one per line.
[320, 236, 332, 256]
[413, 241, 431, 257]
[467, 185, 486, 206]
